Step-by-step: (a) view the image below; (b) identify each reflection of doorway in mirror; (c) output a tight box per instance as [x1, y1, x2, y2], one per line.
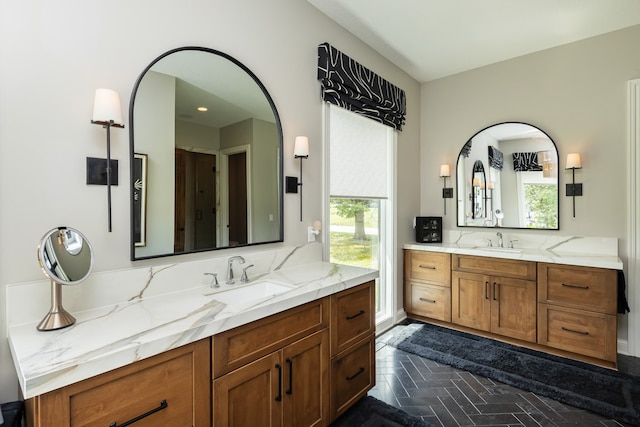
[174, 149, 218, 252]
[220, 145, 252, 247]
[193, 152, 217, 250]
[228, 152, 247, 246]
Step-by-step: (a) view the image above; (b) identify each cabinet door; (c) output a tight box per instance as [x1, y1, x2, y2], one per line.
[452, 271, 491, 331]
[490, 277, 537, 342]
[282, 330, 329, 427]
[213, 351, 282, 427]
[26, 339, 210, 427]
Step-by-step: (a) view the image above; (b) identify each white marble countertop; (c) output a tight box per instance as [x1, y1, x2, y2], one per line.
[8, 261, 378, 399]
[403, 242, 623, 270]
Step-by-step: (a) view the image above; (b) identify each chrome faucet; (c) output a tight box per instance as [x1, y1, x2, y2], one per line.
[496, 232, 503, 248]
[226, 256, 246, 284]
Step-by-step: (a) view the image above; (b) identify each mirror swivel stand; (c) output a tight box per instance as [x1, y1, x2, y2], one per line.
[37, 280, 75, 331]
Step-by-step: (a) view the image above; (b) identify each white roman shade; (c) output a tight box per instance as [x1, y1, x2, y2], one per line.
[329, 104, 390, 199]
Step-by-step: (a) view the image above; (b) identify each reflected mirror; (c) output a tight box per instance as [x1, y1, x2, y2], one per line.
[37, 227, 94, 330]
[129, 47, 283, 260]
[456, 122, 559, 229]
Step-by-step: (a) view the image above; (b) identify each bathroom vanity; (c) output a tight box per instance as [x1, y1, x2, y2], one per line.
[7, 256, 377, 427]
[404, 232, 623, 368]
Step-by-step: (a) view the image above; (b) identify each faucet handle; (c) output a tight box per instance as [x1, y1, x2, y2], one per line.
[204, 272, 219, 288]
[509, 240, 518, 249]
[241, 264, 254, 283]
[485, 239, 493, 247]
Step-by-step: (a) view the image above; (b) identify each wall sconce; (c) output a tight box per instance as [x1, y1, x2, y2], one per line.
[565, 153, 583, 218]
[285, 136, 309, 221]
[308, 220, 322, 242]
[90, 88, 124, 232]
[439, 164, 453, 214]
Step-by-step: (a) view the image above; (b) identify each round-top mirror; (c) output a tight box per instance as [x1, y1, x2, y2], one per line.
[36, 227, 94, 330]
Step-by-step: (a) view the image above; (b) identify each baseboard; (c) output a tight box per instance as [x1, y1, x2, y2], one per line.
[618, 338, 629, 355]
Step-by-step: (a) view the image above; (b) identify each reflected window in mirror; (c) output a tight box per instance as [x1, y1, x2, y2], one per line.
[129, 47, 283, 260]
[456, 122, 559, 230]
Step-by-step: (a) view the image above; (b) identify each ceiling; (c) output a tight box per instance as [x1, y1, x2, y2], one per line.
[308, 0, 640, 83]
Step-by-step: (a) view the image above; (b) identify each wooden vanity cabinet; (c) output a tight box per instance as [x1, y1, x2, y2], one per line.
[24, 282, 375, 427]
[212, 298, 330, 426]
[537, 263, 618, 363]
[404, 250, 452, 321]
[25, 338, 211, 427]
[329, 281, 376, 421]
[451, 255, 537, 343]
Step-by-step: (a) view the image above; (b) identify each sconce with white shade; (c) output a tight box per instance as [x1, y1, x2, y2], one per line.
[90, 88, 125, 232]
[565, 153, 583, 218]
[285, 136, 309, 221]
[439, 164, 453, 214]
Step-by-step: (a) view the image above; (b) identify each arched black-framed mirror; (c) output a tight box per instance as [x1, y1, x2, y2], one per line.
[456, 122, 559, 229]
[129, 47, 284, 260]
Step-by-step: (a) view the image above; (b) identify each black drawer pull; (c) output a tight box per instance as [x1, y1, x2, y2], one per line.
[419, 298, 436, 304]
[485, 281, 489, 300]
[493, 282, 498, 301]
[419, 264, 436, 270]
[561, 283, 590, 290]
[275, 363, 282, 401]
[562, 326, 589, 336]
[346, 310, 365, 320]
[346, 367, 365, 381]
[285, 358, 293, 395]
[109, 400, 167, 427]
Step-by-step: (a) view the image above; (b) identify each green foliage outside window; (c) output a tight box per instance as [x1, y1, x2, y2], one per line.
[524, 184, 558, 229]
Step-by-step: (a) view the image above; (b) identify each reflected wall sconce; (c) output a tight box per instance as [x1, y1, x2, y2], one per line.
[565, 153, 583, 218]
[90, 88, 125, 232]
[285, 136, 309, 221]
[440, 164, 453, 214]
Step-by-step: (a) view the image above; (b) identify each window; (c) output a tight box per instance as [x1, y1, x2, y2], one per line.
[324, 104, 395, 327]
[516, 171, 558, 228]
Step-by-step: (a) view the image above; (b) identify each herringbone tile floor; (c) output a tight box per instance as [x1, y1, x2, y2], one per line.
[369, 325, 636, 427]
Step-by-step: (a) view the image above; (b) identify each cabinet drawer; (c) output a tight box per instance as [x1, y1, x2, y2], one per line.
[331, 334, 375, 420]
[538, 263, 617, 314]
[406, 282, 451, 322]
[212, 298, 328, 378]
[27, 339, 210, 427]
[538, 303, 617, 362]
[453, 254, 536, 281]
[331, 281, 375, 356]
[405, 250, 451, 285]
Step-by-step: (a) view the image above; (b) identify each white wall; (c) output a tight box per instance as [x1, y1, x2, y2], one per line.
[0, 0, 421, 402]
[421, 25, 640, 344]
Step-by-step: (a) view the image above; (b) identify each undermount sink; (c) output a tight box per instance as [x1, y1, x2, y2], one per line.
[210, 281, 295, 304]
[478, 247, 522, 253]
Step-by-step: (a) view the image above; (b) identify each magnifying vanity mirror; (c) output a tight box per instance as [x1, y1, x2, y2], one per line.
[36, 227, 94, 331]
[129, 47, 283, 260]
[456, 122, 559, 229]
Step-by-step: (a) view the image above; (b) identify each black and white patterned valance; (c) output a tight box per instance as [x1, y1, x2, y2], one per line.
[488, 146, 503, 170]
[512, 152, 543, 172]
[317, 42, 406, 131]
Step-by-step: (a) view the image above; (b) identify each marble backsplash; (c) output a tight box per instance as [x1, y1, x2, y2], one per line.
[443, 230, 619, 256]
[6, 242, 322, 329]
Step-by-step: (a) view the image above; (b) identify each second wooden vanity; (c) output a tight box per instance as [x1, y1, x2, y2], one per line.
[24, 280, 375, 427]
[405, 248, 620, 368]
